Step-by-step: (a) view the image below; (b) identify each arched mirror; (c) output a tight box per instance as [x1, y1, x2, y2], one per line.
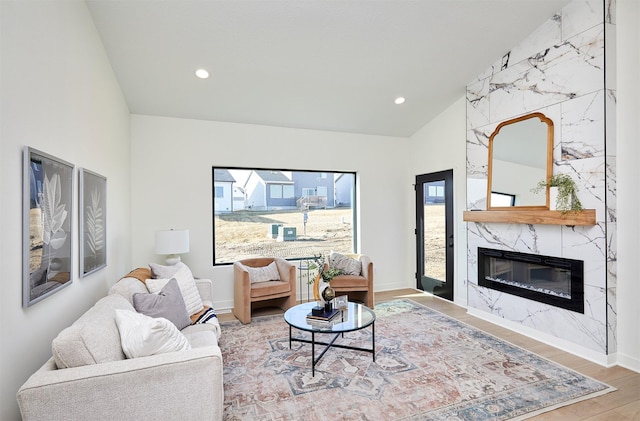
[487, 112, 553, 210]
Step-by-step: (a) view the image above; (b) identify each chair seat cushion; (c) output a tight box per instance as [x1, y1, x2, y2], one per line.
[331, 275, 368, 288]
[251, 280, 290, 298]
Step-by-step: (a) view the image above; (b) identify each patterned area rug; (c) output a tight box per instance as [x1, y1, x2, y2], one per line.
[220, 299, 614, 420]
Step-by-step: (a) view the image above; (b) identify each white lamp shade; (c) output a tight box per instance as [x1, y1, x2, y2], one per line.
[155, 229, 190, 255]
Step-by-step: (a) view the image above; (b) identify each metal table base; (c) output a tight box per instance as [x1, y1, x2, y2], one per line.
[288, 323, 375, 376]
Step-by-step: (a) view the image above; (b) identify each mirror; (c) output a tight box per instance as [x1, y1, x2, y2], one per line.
[487, 112, 553, 210]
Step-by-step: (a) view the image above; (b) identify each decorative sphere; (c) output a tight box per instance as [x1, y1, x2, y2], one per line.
[322, 285, 336, 302]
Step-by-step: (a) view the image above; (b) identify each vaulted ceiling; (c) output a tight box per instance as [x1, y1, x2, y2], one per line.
[86, 0, 571, 137]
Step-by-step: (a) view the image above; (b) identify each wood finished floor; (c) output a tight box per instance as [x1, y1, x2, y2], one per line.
[218, 288, 640, 420]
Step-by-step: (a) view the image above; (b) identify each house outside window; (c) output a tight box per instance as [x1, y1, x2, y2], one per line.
[213, 167, 356, 264]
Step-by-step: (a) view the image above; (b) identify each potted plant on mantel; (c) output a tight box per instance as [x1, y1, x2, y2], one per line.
[532, 173, 583, 212]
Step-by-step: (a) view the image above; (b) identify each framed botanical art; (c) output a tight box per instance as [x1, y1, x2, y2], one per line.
[79, 168, 107, 277]
[23, 147, 74, 307]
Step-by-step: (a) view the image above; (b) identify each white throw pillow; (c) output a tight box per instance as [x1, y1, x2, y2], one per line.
[245, 261, 280, 284]
[148, 262, 204, 315]
[114, 309, 191, 359]
[331, 252, 362, 276]
[149, 261, 190, 279]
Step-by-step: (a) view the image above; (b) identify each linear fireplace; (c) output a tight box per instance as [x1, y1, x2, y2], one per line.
[477, 247, 584, 313]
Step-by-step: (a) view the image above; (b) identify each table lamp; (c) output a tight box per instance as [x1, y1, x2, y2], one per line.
[155, 229, 189, 265]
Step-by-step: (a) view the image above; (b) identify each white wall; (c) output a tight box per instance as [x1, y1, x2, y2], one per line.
[408, 98, 468, 303]
[130, 115, 413, 310]
[0, 2, 131, 419]
[615, 0, 640, 372]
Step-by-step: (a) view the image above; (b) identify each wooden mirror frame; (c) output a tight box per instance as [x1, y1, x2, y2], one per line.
[486, 112, 554, 210]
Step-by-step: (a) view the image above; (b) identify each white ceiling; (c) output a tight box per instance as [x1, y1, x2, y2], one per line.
[86, 0, 571, 137]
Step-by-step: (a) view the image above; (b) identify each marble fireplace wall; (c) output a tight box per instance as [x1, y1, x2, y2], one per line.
[465, 0, 616, 357]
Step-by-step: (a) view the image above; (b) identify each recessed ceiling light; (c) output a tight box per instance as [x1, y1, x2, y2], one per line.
[394, 97, 406, 105]
[195, 68, 209, 79]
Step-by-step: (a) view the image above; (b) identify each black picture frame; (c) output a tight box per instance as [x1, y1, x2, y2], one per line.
[79, 168, 107, 277]
[23, 147, 74, 307]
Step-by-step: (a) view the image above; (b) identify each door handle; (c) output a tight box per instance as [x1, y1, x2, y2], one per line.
[448, 235, 454, 247]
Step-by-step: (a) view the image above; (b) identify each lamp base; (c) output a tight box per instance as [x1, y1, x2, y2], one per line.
[165, 255, 181, 266]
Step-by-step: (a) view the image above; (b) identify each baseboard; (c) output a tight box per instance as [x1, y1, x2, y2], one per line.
[215, 299, 235, 313]
[615, 352, 640, 373]
[467, 307, 614, 367]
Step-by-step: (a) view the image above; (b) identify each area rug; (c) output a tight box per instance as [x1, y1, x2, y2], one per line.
[219, 299, 615, 420]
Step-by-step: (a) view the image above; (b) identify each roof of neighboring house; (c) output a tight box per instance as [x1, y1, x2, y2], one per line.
[253, 170, 293, 183]
[213, 169, 236, 182]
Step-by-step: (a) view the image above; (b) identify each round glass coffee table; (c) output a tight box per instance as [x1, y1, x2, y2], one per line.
[284, 301, 376, 376]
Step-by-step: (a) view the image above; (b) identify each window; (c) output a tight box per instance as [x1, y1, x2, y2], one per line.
[212, 167, 356, 265]
[428, 185, 444, 197]
[283, 185, 294, 198]
[316, 186, 328, 198]
[270, 185, 283, 199]
[491, 192, 516, 207]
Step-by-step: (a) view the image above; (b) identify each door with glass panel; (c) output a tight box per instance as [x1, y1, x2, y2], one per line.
[415, 170, 453, 301]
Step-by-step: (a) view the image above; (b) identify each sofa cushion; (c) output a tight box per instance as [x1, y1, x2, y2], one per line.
[250, 280, 290, 298]
[114, 309, 191, 359]
[182, 317, 222, 341]
[52, 294, 133, 369]
[148, 262, 204, 315]
[183, 330, 218, 348]
[109, 276, 149, 304]
[133, 279, 191, 330]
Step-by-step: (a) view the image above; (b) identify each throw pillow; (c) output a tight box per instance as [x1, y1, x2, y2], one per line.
[148, 262, 204, 315]
[245, 261, 280, 284]
[114, 309, 191, 359]
[133, 279, 191, 330]
[149, 261, 190, 279]
[331, 252, 362, 276]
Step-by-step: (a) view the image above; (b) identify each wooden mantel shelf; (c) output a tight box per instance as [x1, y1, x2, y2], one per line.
[462, 209, 596, 226]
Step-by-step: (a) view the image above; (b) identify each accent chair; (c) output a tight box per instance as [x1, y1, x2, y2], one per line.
[320, 253, 374, 308]
[233, 257, 297, 324]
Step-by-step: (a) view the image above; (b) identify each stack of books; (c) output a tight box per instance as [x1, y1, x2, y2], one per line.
[306, 307, 340, 326]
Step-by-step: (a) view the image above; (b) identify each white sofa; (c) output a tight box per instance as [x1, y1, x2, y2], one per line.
[16, 270, 224, 421]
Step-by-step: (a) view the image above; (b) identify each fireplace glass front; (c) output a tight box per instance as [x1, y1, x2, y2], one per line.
[477, 247, 584, 313]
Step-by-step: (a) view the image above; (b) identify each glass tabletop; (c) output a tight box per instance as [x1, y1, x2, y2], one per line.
[284, 301, 375, 333]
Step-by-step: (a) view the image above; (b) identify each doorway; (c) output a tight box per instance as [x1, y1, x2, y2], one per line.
[415, 170, 454, 301]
